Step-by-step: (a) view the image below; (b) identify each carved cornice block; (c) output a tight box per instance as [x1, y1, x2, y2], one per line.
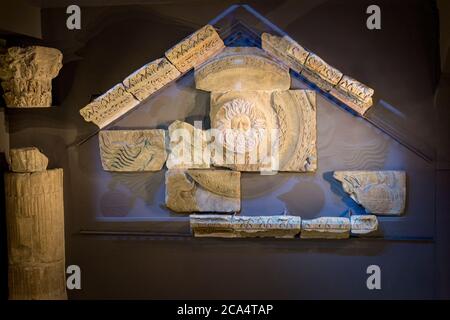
[331, 75, 375, 115]
[165, 169, 240, 213]
[333, 171, 406, 215]
[261, 33, 309, 73]
[79, 83, 139, 129]
[301, 217, 351, 239]
[302, 53, 343, 92]
[195, 47, 291, 91]
[350, 215, 379, 236]
[0, 46, 62, 107]
[165, 25, 225, 73]
[9, 147, 48, 173]
[190, 215, 302, 238]
[122, 58, 180, 101]
[99, 130, 167, 172]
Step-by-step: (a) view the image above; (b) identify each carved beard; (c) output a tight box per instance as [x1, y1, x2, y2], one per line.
[215, 98, 266, 154]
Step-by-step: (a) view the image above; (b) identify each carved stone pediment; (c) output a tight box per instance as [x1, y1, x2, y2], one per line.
[194, 47, 291, 92]
[99, 130, 167, 172]
[165, 169, 240, 213]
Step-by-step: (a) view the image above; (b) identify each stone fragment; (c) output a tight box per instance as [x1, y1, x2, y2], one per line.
[350, 215, 379, 236]
[165, 170, 240, 213]
[122, 58, 180, 101]
[331, 75, 375, 115]
[166, 120, 211, 169]
[190, 215, 301, 238]
[0, 46, 63, 107]
[301, 53, 343, 92]
[79, 83, 139, 129]
[261, 33, 309, 73]
[99, 130, 167, 172]
[5, 169, 67, 299]
[210, 90, 317, 172]
[333, 171, 406, 215]
[165, 24, 225, 73]
[273, 90, 317, 172]
[300, 217, 350, 239]
[195, 47, 291, 92]
[9, 147, 48, 173]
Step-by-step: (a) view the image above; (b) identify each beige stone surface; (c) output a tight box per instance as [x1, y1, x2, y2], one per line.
[195, 47, 290, 92]
[122, 58, 180, 101]
[350, 215, 379, 236]
[5, 169, 67, 300]
[165, 24, 224, 73]
[210, 90, 317, 172]
[261, 33, 309, 73]
[166, 120, 211, 169]
[190, 215, 301, 238]
[302, 53, 343, 92]
[0, 46, 62, 107]
[165, 169, 240, 213]
[9, 147, 48, 173]
[301, 217, 350, 239]
[79, 83, 139, 129]
[274, 90, 317, 172]
[331, 75, 375, 115]
[333, 171, 406, 215]
[99, 130, 167, 172]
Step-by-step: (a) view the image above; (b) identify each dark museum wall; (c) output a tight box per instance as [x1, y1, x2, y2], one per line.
[0, 0, 449, 299]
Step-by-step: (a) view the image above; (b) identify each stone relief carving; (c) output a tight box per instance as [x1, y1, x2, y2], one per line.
[333, 171, 406, 215]
[190, 215, 302, 238]
[194, 47, 291, 92]
[300, 217, 351, 239]
[261, 33, 309, 73]
[331, 75, 375, 115]
[99, 130, 167, 172]
[166, 120, 211, 169]
[165, 24, 225, 73]
[80, 83, 139, 129]
[8, 147, 48, 173]
[210, 90, 317, 172]
[122, 58, 180, 101]
[302, 53, 343, 92]
[350, 215, 379, 236]
[165, 170, 240, 213]
[0, 46, 63, 107]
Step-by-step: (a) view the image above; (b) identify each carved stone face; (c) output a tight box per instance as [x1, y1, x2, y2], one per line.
[215, 98, 266, 154]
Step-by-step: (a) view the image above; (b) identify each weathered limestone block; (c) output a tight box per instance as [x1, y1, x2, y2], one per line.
[165, 170, 240, 213]
[261, 33, 309, 73]
[350, 215, 379, 236]
[273, 90, 317, 172]
[210, 90, 317, 172]
[0, 46, 63, 107]
[300, 217, 350, 239]
[331, 75, 375, 115]
[5, 169, 67, 300]
[165, 24, 225, 73]
[195, 47, 291, 92]
[166, 120, 211, 169]
[190, 215, 302, 238]
[122, 58, 180, 101]
[333, 171, 406, 215]
[9, 147, 48, 173]
[99, 130, 167, 172]
[79, 83, 139, 129]
[301, 53, 343, 92]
